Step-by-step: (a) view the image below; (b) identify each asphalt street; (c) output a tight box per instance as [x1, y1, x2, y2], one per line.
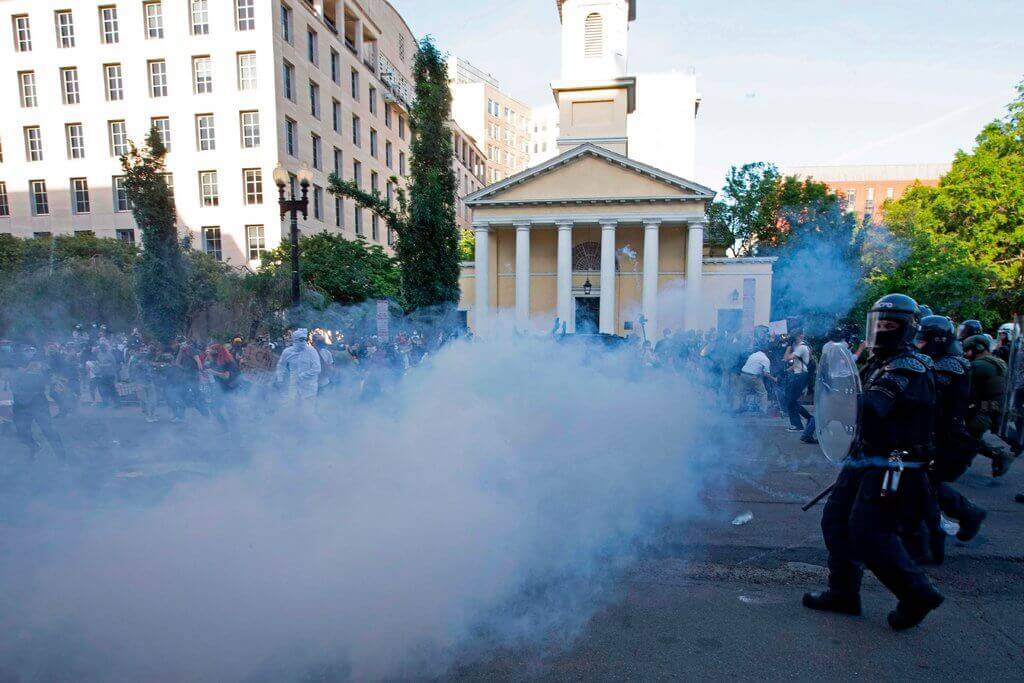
[1, 407, 1022, 681]
[451, 415, 1024, 681]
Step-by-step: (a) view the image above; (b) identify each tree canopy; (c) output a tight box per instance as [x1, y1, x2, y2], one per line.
[329, 36, 460, 311]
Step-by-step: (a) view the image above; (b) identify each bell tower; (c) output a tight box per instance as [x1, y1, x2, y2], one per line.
[553, 0, 637, 155]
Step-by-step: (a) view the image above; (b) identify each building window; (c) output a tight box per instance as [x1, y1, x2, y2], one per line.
[332, 99, 341, 133]
[55, 10, 75, 48]
[196, 114, 216, 151]
[203, 226, 222, 260]
[384, 103, 392, 128]
[386, 180, 394, 208]
[199, 170, 218, 206]
[369, 129, 380, 158]
[163, 172, 175, 202]
[370, 171, 378, 196]
[144, 2, 164, 39]
[369, 86, 377, 115]
[243, 168, 263, 205]
[354, 207, 362, 235]
[108, 120, 128, 157]
[352, 160, 362, 188]
[99, 6, 119, 43]
[116, 229, 135, 244]
[0, 183, 9, 216]
[398, 115, 405, 140]
[313, 185, 323, 220]
[190, 0, 209, 35]
[193, 56, 213, 94]
[13, 14, 32, 52]
[148, 59, 168, 97]
[279, 2, 292, 43]
[309, 80, 320, 118]
[385, 141, 393, 168]
[237, 52, 257, 90]
[334, 196, 343, 227]
[246, 224, 265, 260]
[30, 180, 49, 215]
[71, 178, 90, 214]
[282, 60, 295, 100]
[240, 110, 260, 148]
[330, 49, 340, 84]
[151, 117, 171, 150]
[307, 27, 318, 64]
[845, 189, 856, 209]
[285, 117, 297, 156]
[112, 176, 129, 211]
[332, 147, 342, 175]
[886, 187, 895, 200]
[350, 68, 359, 100]
[352, 115, 361, 146]
[311, 133, 322, 170]
[25, 126, 43, 161]
[66, 123, 86, 159]
[104, 63, 123, 101]
[399, 151, 406, 176]
[61, 68, 80, 105]
[371, 214, 379, 241]
[18, 71, 37, 108]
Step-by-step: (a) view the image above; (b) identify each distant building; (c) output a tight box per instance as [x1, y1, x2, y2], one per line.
[0, 0, 418, 263]
[447, 56, 532, 185]
[529, 104, 560, 167]
[449, 120, 486, 235]
[787, 163, 951, 223]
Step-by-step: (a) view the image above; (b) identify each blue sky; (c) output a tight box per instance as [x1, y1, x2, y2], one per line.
[393, 0, 1023, 191]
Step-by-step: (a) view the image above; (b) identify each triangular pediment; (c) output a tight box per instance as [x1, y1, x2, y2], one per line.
[465, 143, 715, 207]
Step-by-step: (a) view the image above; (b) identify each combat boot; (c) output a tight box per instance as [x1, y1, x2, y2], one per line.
[956, 504, 987, 542]
[802, 590, 862, 616]
[887, 587, 944, 631]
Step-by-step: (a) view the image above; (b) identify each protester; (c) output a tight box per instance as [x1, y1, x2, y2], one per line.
[735, 345, 775, 413]
[782, 332, 813, 432]
[275, 329, 322, 413]
[10, 358, 66, 459]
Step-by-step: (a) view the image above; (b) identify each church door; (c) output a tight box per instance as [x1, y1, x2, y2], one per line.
[575, 297, 600, 334]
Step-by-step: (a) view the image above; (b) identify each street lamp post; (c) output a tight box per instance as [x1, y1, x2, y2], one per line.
[273, 164, 313, 308]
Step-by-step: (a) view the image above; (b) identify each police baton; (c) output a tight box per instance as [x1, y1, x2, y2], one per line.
[802, 484, 835, 512]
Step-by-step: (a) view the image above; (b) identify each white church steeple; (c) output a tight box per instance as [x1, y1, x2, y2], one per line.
[558, 0, 635, 81]
[551, 0, 638, 156]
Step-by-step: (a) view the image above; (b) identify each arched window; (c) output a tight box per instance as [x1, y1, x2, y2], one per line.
[572, 241, 619, 271]
[584, 12, 603, 59]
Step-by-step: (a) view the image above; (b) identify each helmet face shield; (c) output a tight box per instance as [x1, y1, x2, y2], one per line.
[867, 312, 913, 350]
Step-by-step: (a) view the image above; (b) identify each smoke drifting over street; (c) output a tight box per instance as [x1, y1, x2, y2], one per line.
[0, 332, 737, 681]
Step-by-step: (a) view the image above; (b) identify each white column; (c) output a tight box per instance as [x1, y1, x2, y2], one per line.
[556, 220, 573, 331]
[686, 221, 705, 330]
[473, 224, 490, 330]
[514, 221, 531, 330]
[642, 220, 661, 341]
[599, 220, 617, 335]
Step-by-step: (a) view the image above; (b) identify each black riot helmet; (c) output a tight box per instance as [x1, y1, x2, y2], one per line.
[866, 293, 920, 351]
[962, 334, 993, 357]
[915, 315, 956, 357]
[957, 319, 982, 341]
[918, 304, 934, 318]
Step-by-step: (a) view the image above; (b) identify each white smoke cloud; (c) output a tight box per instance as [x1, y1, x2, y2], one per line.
[0, 332, 739, 681]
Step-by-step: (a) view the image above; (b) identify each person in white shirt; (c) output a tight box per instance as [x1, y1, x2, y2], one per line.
[783, 333, 813, 431]
[736, 347, 776, 413]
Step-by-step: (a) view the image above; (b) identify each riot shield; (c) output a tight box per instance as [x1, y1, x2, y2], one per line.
[814, 341, 862, 462]
[998, 317, 1024, 451]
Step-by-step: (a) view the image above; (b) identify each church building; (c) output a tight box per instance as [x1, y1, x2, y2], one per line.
[459, 0, 774, 337]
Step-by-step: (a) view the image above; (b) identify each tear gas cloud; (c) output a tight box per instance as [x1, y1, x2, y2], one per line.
[0, 329, 741, 681]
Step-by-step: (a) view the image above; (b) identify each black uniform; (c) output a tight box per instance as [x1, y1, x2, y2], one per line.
[820, 349, 939, 602]
[930, 353, 976, 515]
[805, 293, 944, 630]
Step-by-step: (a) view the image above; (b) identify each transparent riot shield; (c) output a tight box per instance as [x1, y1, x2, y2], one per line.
[814, 341, 862, 462]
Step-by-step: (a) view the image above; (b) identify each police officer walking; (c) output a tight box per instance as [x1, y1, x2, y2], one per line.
[913, 315, 986, 563]
[963, 334, 1014, 476]
[803, 294, 944, 630]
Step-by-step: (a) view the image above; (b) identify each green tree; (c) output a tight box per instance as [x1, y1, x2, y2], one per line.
[458, 229, 475, 262]
[706, 162, 840, 256]
[328, 37, 459, 310]
[883, 80, 1024, 318]
[122, 127, 188, 341]
[260, 232, 401, 306]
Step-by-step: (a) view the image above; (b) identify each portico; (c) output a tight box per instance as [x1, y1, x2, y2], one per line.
[463, 143, 714, 336]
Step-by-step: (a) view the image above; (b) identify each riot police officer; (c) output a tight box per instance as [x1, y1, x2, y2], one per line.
[958, 320, 983, 341]
[913, 316, 986, 562]
[963, 334, 1014, 476]
[803, 294, 944, 630]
